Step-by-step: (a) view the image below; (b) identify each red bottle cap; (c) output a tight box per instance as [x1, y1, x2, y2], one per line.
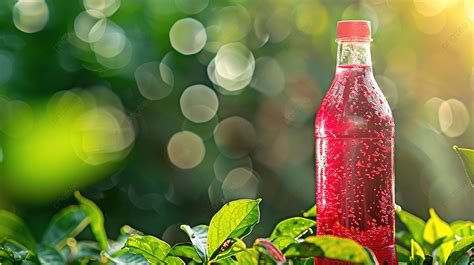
[336, 20, 371, 42]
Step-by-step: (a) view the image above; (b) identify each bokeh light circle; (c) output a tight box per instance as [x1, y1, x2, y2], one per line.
[47, 90, 88, 126]
[83, 0, 121, 18]
[180, 84, 219, 123]
[74, 11, 106, 43]
[266, 9, 292, 43]
[414, 12, 447, 35]
[251, 57, 285, 96]
[222, 167, 259, 200]
[0, 99, 34, 138]
[424, 97, 444, 131]
[214, 116, 256, 158]
[205, 5, 251, 52]
[295, 2, 328, 36]
[90, 21, 126, 58]
[95, 38, 133, 69]
[208, 179, 224, 208]
[175, 0, 208, 14]
[72, 107, 135, 165]
[210, 43, 255, 92]
[438, 99, 469, 138]
[0, 52, 14, 86]
[135, 60, 174, 100]
[341, 4, 379, 34]
[414, 0, 448, 17]
[467, 0, 474, 20]
[169, 18, 207, 55]
[213, 155, 252, 182]
[167, 131, 205, 169]
[13, 0, 49, 33]
[215, 43, 254, 80]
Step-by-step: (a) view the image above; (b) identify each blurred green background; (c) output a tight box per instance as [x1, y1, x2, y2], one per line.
[0, 0, 472, 243]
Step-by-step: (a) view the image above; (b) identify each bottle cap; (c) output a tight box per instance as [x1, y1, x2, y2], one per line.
[336, 20, 371, 42]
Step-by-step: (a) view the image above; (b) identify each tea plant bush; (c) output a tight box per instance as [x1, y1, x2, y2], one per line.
[0, 147, 472, 265]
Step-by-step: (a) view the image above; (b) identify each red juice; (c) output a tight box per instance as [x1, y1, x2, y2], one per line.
[315, 21, 396, 264]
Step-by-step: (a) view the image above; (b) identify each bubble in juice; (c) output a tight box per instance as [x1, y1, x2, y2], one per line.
[315, 64, 396, 264]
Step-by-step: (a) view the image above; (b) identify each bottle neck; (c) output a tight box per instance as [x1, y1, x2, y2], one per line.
[336, 41, 372, 68]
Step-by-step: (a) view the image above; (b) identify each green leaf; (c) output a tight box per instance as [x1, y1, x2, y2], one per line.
[269, 217, 315, 240]
[107, 251, 149, 264]
[396, 244, 410, 262]
[169, 244, 202, 263]
[450, 221, 474, 237]
[124, 234, 171, 263]
[41, 206, 88, 248]
[271, 237, 297, 251]
[435, 240, 455, 264]
[410, 239, 425, 265]
[235, 249, 259, 264]
[364, 248, 378, 265]
[164, 255, 185, 265]
[74, 191, 108, 250]
[210, 256, 238, 264]
[291, 257, 314, 265]
[254, 238, 286, 263]
[36, 244, 65, 265]
[108, 225, 143, 255]
[0, 240, 32, 263]
[120, 225, 144, 236]
[0, 210, 36, 249]
[283, 241, 323, 258]
[396, 206, 426, 244]
[302, 205, 317, 218]
[452, 145, 474, 186]
[445, 236, 474, 265]
[285, 236, 372, 264]
[213, 238, 246, 262]
[69, 241, 101, 262]
[395, 230, 412, 248]
[0, 247, 16, 263]
[208, 199, 261, 259]
[423, 208, 453, 245]
[180, 224, 208, 262]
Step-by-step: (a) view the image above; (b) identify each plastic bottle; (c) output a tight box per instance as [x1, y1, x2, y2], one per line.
[315, 20, 397, 264]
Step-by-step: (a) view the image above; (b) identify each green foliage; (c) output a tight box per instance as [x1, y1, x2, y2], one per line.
[124, 234, 171, 263]
[213, 238, 246, 262]
[0, 240, 33, 264]
[0, 210, 36, 249]
[253, 238, 286, 263]
[396, 205, 426, 245]
[41, 206, 88, 248]
[410, 239, 425, 265]
[397, 205, 474, 265]
[74, 191, 109, 250]
[180, 225, 208, 262]
[285, 236, 373, 264]
[445, 236, 474, 265]
[396, 244, 410, 262]
[271, 236, 297, 251]
[36, 244, 64, 265]
[452, 146, 474, 186]
[170, 244, 202, 263]
[0, 192, 472, 264]
[234, 249, 260, 264]
[207, 199, 261, 259]
[423, 209, 453, 245]
[302, 205, 317, 218]
[269, 217, 315, 240]
[450, 221, 474, 237]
